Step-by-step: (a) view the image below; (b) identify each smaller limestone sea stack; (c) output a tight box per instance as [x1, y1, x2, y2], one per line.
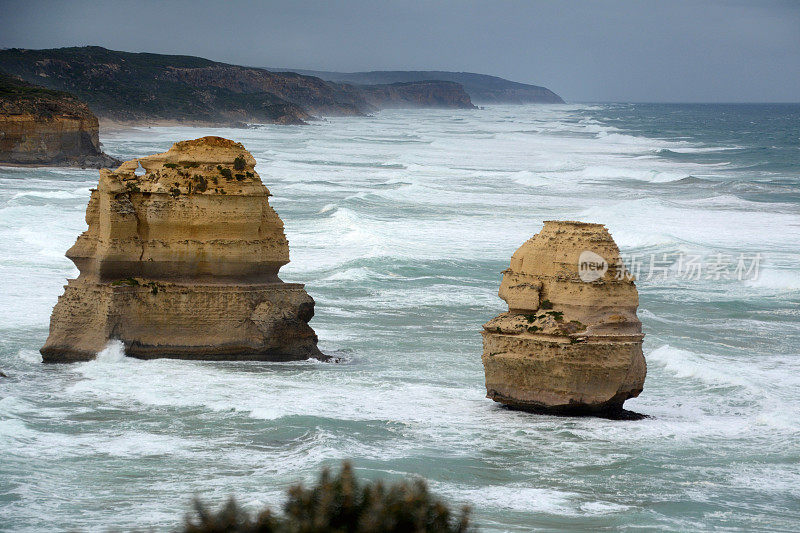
[481, 221, 646, 417]
[41, 136, 322, 362]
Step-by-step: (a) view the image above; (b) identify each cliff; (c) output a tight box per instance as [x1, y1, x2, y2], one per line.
[481, 221, 646, 416]
[0, 47, 475, 126]
[0, 48, 312, 125]
[354, 81, 475, 109]
[291, 70, 565, 104]
[0, 73, 120, 167]
[41, 136, 322, 362]
[158, 65, 364, 118]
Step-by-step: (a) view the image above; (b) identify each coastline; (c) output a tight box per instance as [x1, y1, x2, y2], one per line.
[98, 118, 253, 132]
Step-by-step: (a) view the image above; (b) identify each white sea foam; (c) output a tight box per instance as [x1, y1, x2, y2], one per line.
[647, 345, 753, 389]
[439, 485, 577, 514]
[745, 268, 800, 291]
[16, 349, 43, 364]
[94, 340, 127, 363]
[579, 197, 800, 252]
[512, 170, 552, 187]
[2, 104, 800, 532]
[10, 190, 83, 200]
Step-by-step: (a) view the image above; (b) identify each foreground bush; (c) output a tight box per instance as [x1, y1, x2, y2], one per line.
[184, 462, 472, 533]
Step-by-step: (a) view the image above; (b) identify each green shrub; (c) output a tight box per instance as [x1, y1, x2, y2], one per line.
[233, 155, 246, 171]
[164, 163, 179, 169]
[193, 174, 208, 193]
[219, 166, 233, 179]
[545, 310, 564, 322]
[184, 462, 471, 533]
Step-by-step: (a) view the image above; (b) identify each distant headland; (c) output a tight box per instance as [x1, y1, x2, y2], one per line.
[287, 69, 565, 104]
[0, 46, 563, 129]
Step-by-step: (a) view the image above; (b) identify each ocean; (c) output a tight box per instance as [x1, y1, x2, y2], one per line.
[1, 103, 799, 531]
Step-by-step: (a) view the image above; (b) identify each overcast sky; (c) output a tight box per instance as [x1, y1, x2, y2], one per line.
[1, 0, 798, 102]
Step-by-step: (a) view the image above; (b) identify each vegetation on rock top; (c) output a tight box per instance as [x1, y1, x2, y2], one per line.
[0, 71, 94, 119]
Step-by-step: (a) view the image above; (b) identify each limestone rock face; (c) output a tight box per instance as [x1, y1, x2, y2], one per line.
[41, 136, 322, 362]
[481, 221, 646, 416]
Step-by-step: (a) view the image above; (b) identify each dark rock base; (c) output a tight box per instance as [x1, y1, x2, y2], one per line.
[488, 390, 648, 420]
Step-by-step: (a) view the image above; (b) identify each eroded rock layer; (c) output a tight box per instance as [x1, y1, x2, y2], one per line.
[481, 221, 646, 415]
[41, 136, 322, 362]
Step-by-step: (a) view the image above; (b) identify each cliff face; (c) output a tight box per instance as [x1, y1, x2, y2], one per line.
[354, 81, 476, 109]
[159, 66, 364, 117]
[481, 221, 646, 416]
[41, 136, 322, 362]
[0, 73, 120, 167]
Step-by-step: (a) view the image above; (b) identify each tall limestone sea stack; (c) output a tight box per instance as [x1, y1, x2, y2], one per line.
[41, 136, 322, 362]
[481, 221, 646, 417]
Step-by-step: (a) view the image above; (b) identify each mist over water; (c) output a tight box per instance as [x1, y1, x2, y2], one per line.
[1, 104, 799, 531]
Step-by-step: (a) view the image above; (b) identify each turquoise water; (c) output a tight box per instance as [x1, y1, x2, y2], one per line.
[1, 104, 799, 531]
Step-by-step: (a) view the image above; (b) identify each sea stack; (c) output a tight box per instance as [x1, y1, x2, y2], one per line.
[41, 136, 322, 362]
[481, 221, 646, 416]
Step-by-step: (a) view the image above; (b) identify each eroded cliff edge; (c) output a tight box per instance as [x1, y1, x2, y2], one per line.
[0, 73, 120, 168]
[481, 221, 646, 416]
[40, 136, 322, 362]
